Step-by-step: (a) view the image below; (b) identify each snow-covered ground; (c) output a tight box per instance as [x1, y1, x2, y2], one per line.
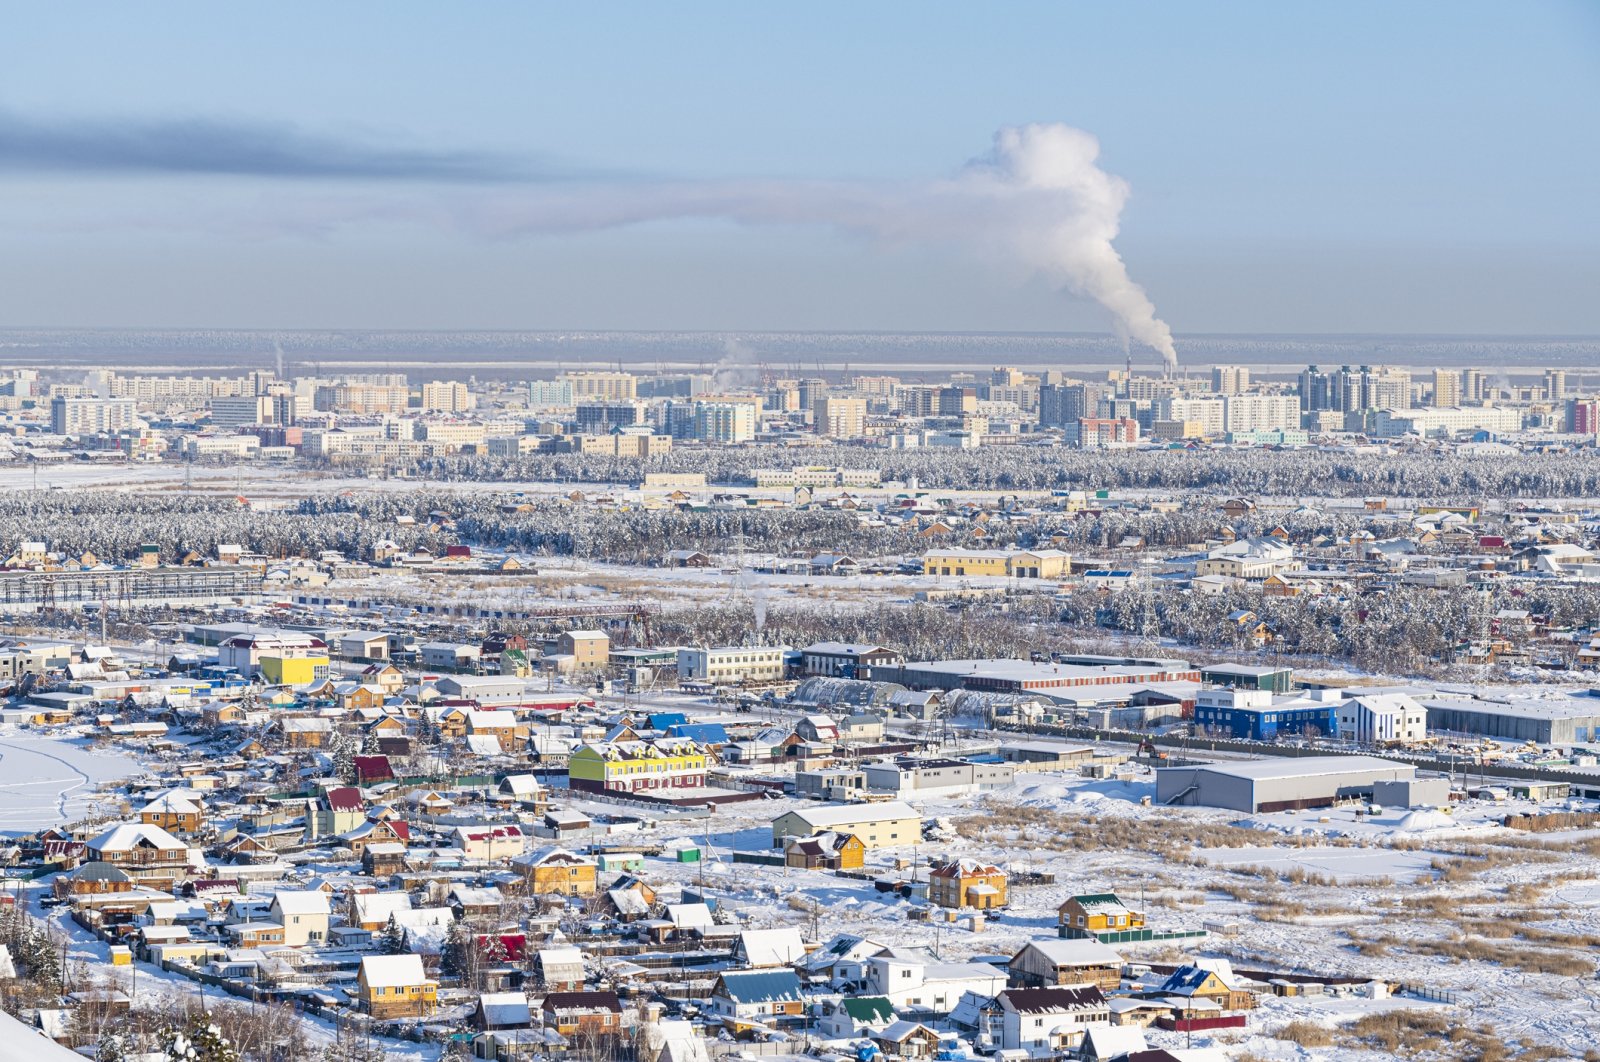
[546, 765, 1600, 1057]
[0, 731, 140, 834]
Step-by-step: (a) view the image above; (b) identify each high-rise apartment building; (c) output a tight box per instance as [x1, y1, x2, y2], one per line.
[897, 386, 938, 418]
[1222, 395, 1299, 434]
[936, 386, 977, 416]
[210, 395, 274, 430]
[528, 379, 575, 410]
[1545, 369, 1568, 401]
[420, 380, 474, 413]
[1159, 396, 1226, 437]
[51, 397, 137, 435]
[815, 396, 867, 437]
[558, 371, 637, 401]
[691, 400, 756, 443]
[1461, 369, 1485, 404]
[1210, 365, 1250, 395]
[1431, 369, 1462, 408]
[796, 378, 829, 411]
[1038, 383, 1103, 428]
[575, 401, 648, 433]
[1569, 398, 1600, 435]
[1298, 365, 1337, 412]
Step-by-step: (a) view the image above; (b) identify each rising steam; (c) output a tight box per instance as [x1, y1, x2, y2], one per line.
[470, 124, 1178, 369]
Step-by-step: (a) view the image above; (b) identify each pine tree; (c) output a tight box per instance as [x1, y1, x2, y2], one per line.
[439, 919, 466, 981]
[161, 1013, 240, 1062]
[330, 733, 357, 784]
[379, 914, 406, 956]
[94, 1030, 127, 1062]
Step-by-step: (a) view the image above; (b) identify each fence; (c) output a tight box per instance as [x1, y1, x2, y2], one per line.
[1401, 983, 1464, 1005]
[732, 852, 786, 867]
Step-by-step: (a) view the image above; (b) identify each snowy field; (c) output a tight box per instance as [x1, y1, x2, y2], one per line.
[0, 731, 139, 834]
[549, 767, 1600, 1057]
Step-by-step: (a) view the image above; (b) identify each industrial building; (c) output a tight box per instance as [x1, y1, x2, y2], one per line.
[1422, 696, 1600, 746]
[0, 565, 262, 614]
[1156, 756, 1416, 813]
[1199, 663, 1295, 694]
[1191, 687, 1340, 741]
[863, 656, 1199, 697]
[770, 800, 921, 849]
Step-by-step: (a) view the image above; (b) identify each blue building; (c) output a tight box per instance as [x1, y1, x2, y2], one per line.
[1192, 689, 1336, 741]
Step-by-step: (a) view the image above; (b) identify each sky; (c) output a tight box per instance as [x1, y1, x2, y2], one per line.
[1, 1, 1597, 336]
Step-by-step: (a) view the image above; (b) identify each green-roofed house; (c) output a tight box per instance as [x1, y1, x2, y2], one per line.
[1057, 892, 1205, 945]
[819, 996, 898, 1039]
[1058, 894, 1144, 937]
[500, 648, 531, 678]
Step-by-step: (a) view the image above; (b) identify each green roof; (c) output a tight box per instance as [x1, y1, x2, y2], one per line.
[841, 997, 895, 1021]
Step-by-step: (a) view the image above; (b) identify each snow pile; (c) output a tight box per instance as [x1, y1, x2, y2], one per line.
[1005, 781, 1076, 806]
[1395, 809, 1458, 833]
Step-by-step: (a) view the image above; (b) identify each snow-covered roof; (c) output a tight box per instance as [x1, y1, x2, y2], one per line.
[270, 890, 330, 917]
[360, 953, 428, 989]
[736, 927, 806, 968]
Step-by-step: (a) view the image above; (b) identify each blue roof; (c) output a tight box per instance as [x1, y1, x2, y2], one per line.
[718, 969, 803, 1003]
[667, 723, 729, 743]
[649, 712, 689, 729]
[1158, 966, 1213, 993]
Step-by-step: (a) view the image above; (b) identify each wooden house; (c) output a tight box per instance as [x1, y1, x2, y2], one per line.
[927, 857, 1007, 910]
[1008, 939, 1123, 993]
[1058, 894, 1145, 936]
[357, 954, 437, 1018]
[784, 831, 865, 871]
[540, 991, 623, 1037]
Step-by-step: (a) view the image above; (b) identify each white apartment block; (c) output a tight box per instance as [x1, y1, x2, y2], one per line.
[1222, 394, 1300, 434]
[677, 646, 787, 685]
[1158, 396, 1225, 437]
[51, 397, 137, 435]
[559, 371, 638, 401]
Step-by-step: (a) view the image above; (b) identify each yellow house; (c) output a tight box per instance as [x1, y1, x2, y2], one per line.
[1058, 893, 1146, 934]
[922, 549, 1071, 579]
[357, 954, 437, 1018]
[567, 739, 707, 796]
[510, 847, 598, 897]
[928, 858, 1008, 909]
[259, 653, 331, 685]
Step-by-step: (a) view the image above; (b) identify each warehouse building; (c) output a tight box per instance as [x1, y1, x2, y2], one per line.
[770, 800, 921, 849]
[863, 656, 1199, 697]
[1422, 697, 1600, 746]
[1199, 663, 1295, 694]
[1156, 756, 1415, 813]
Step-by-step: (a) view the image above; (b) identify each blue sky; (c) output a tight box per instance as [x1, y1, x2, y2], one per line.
[2, 1, 1597, 333]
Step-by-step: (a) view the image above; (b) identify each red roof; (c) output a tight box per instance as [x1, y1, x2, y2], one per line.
[353, 755, 394, 782]
[326, 786, 365, 812]
[477, 933, 527, 961]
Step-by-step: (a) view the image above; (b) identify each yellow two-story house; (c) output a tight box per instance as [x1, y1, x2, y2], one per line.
[567, 739, 707, 796]
[357, 954, 437, 1018]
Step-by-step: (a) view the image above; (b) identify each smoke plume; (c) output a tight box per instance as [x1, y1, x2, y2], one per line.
[473, 124, 1178, 370]
[0, 111, 1177, 362]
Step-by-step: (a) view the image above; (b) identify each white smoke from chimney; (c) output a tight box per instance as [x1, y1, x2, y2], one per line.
[964, 125, 1178, 374]
[467, 123, 1177, 370]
